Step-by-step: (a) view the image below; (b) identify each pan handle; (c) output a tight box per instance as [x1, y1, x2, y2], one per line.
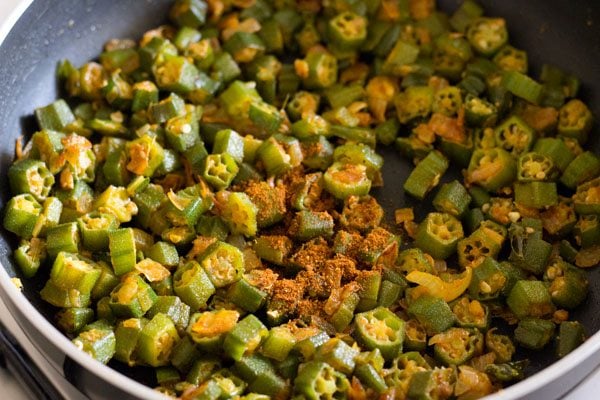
[0, 319, 63, 400]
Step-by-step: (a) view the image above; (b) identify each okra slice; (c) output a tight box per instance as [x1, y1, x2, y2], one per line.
[289, 210, 334, 242]
[558, 99, 593, 143]
[173, 260, 216, 310]
[404, 151, 449, 200]
[295, 50, 338, 89]
[45, 222, 80, 259]
[433, 180, 472, 218]
[109, 273, 157, 318]
[187, 309, 239, 352]
[3, 194, 43, 239]
[137, 313, 180, 367]
[514, 318, 555, 350]
[452, 297, 489, 330]
[323, 162, 372, 200]
[293, 361, 349, 400]
[219, 192, 258, 237]
[56, 307, 94, 335]
[557, 321, 586, 358]
[561, 151, 600, 190]
[486, 328, 516, 363]
[72, 321, 116, 364]
[114, 317, 148, 366]
[257, 135, 303, 177]
[94, 185, 138, 224]
[77, 212, 118, 252]
[49, 252, 101, 295]
[544, 258, 588, 309]
[126, 135, 165, 177]
[146, 295, 191, 334]
[466, 147, 517, 192]
[198, 241, 243, 288]
[13, 238, 46, 278]
[314, 338, 359, 376]
[407, 367, 457, 400]
[260, 326, 296, 362]
[8, 159, 55, 202]
[223, 31, 265, 63]
[468, 257, 508, 301]
[494, 116, 535, 156]
[227, 278, 267, 314]
[408, 295, 455, 335]
[514, 181, 558, 209]
[109, 228, 137, 276]
[223, 314, 268, 361]
[213, 129, 245, 164]
[202, 153, 239, 190]
[430, 327, 483, 366]
[395, 86, 434, 124]
[415, 212, 464, 260]
[467, 17, 508, 56]
[507, 280, 555, 319]
[573, 177, 600, 215]
[354, 307, 405, 361]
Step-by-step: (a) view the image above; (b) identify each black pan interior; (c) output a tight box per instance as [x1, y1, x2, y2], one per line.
[1, 0, 600, 389]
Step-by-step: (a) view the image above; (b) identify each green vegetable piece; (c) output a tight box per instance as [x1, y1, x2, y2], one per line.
[8, 159, 55, 201]
[408, 295, 455, 335]
[72, 322, 116, 364]
[293, 361, 349, 400]
[415, 212, 464, 260]
[433, 180, 471, 217]
[109, 273, 157, 318]
[404, 151, 449, 200]
[187, 309, 239, 352]
[173, 260, 216, 310]
[467, 17, 508, 56]
[298, 50, 338, 89]
[467, 148, 516, 192]
[57, 307, 94, 334]
[223, 314, 268, 361]
[126, 135, 165, 177]
[514, 181, 558, 209]
[45, 221, 80, 259]
[109, 228, 137, 276]
[147, 295, 191, 334]
[227, 278, 268, 313]
[354, 307, 405, 361]
[561, 151, 600, 189]
[35, 99, 75, 132]
[3, 194, 42, 239]
[323, 162, 371, 200]
[431, 327, 482, 366]
[289, 210, 334, 242]
[198, 241, 244, 288]
[202, 153, 239, 190]
[507, 280, 555, 319]
[514, 318, 555, 350]
[494, 116, 535, 156]
[170, 0, 208, 28]
[558, 99, 593, 143]
[137, 313, 180, 367]
[557, 321, 586, 358]
[501, 70, 543, 104]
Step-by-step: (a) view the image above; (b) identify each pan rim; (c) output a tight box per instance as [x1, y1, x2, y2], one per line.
[0, 0, 599, 399]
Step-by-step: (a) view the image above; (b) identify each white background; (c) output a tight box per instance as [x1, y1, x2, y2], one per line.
[0, 0, 599, 398]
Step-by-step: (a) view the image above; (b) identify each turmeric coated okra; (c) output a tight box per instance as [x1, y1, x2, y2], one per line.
[3, 0, 599, 399]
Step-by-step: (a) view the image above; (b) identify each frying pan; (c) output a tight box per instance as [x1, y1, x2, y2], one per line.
[0, 0, 599, 399]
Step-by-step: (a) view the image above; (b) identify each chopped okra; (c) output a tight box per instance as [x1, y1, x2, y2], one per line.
[5, 0, 600, 398]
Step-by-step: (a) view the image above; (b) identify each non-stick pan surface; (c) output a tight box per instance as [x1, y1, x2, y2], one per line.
[1, 1, 600, 399]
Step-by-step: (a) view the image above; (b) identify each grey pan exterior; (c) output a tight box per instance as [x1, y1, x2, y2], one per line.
[1, 0, 600, 399]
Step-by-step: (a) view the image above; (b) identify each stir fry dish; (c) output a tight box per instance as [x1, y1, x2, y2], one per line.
[2, 0, 598, 398]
